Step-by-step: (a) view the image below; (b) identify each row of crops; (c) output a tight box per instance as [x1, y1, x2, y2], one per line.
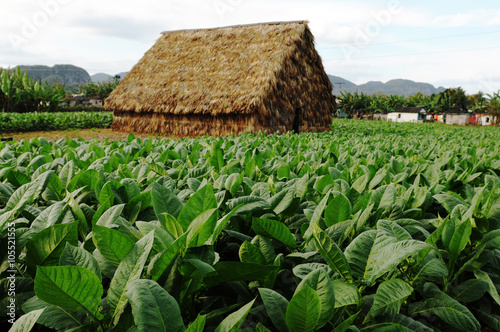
[1, 120, 500, 331]
[0, 111, 113, 133]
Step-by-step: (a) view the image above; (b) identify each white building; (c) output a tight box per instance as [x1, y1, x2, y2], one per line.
[478, 114, 497, 126]
[446, 113, 469, 126]
[387, 107, 426, 123]
[89, 98, 103, 107]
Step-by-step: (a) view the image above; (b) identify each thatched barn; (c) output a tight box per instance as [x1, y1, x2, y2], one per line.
[105, 21, 335, 136]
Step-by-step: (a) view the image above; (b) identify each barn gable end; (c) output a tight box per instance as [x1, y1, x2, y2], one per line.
[105, 21, 335, 136]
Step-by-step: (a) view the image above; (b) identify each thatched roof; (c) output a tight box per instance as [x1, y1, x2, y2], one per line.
[105, 21, 333, 117]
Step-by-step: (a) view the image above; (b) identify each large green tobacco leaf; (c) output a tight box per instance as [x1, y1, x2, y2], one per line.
[252, 235, 277, 264]
[372, 185, 397, 209]
[434, 194, 466, 214]
[366, 314, 433, 332]
[412, 284, 480, 332]
[286, 285, 321, 332]
[98, 180, 114, 207]
[377, 220, 412, 241]
[442, 218, 472, 260]
[91, 181, 115, 224]
[413, 257, 448, 283]
[277, 163, 291, 180]
[226, 195, 270, 216]
[252, 217, 297, 248]
[474, 270, 500, 306]
[152, 182, 183, 221]
[355, 203, 374, 231]
[309, 190, 334, 230]
[259, 288, 290, 332]
[369, 173, 387, 191]
[25, 221, 78, 275]
[8, 308, 45, 332]
[59, 242, 102, 281]
[293, 262, 331, 279]
[65, 189, 88, 238]
[126, 279, 185, 332]
[161, 213, 184, 238]
[239, 241, 267, 265]
[186, 208, 218, 247]
[295, 269, 335, 329]
[214, 298, 255, 332]
[92, 224, 136, 266]
[452, 278, 489, 303]
[364, 239, 430, 285]
[149, 232, 188, 281]
[22, 296, 87, 331]
[43, 171, 63, 201]
[34, 266, 103, 317]
[94, 203, 125, 227]
[58, 159, 75, 191]
[268, 188, 296, 215]
[309, 222, 352, 280]
[106, 231, 155, 325]
[30, 201, 68, 229]
[369, 278, 414, 318]
[351, 173, 370, 193]
[136, 220, 174, 251]
[332, 280, 359, 309]
[324, 193, 352, 227]
[344, 230, 378, 279]
[345, 228, 429, 285]
[0, 170, 52, 231]
[225, 172, 244, 197]
[177, 184, 217, 231]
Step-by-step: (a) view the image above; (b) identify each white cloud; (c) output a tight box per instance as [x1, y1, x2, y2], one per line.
[1, 0, 499, 93]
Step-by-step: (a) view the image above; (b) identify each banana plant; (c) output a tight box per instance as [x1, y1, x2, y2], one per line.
[0, 68, 67, 113]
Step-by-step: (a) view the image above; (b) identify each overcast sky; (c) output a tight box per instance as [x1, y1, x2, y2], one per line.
[1, 0, 500, 94]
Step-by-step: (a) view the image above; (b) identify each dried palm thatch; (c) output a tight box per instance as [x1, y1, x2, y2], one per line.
[105, 20, 335, 136]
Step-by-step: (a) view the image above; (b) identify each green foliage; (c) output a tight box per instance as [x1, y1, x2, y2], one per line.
[0, 68, 66, 113]
[78, 76, 120, 100]
[1, 119, 499, 331]
[338, 88, 500, 117]
[0, 111, 113, 133]
[437, 87, 468, 113]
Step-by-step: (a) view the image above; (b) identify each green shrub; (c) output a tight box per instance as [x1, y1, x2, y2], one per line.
[0, 111, 113, 132]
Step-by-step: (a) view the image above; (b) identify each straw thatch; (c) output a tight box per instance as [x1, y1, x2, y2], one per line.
[105, 20, 335, 136]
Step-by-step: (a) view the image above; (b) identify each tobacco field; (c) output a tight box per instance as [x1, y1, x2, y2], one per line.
[0, 111, 113, 133]
[1, 119, 500, 331]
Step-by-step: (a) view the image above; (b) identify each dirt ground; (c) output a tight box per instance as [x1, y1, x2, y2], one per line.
[0, 128, 171, 142]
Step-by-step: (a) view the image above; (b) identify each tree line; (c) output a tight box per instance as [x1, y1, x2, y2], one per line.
[337, 87, 500, 118]
[0, 68, 120, 112]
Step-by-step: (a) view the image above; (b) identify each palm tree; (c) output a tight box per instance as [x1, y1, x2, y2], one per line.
[486, 90, 500, 125]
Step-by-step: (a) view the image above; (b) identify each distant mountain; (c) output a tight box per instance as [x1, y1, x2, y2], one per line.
[115, 72, 129, 80]
[91, 73, 113, 83]
[91, 72, 129, 82]
[91, 72, 128, 83]
[16, 64, 91, 87]
[6, 65, 446, 96]
[329, 76, 446, 97]
[328, 75, 357, 93]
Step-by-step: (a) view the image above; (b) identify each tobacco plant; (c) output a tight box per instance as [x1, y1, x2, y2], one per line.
[0, 120, 499, 331]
